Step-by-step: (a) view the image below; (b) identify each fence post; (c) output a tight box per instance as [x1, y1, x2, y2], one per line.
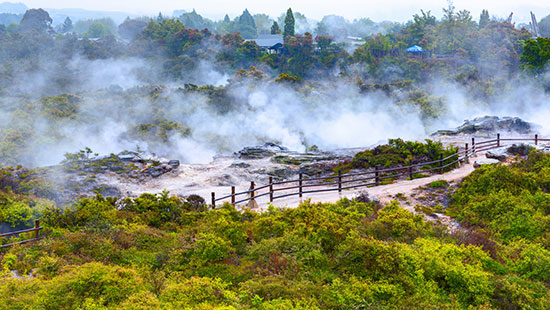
[211, 192, 216, 208]
[231, 186, 235, 204]
[409, 166, 413, 180]
[439, 154, 443, 174]
[34, 220, 40, 239]
[269, 177, 273, 203]
[338, 171, 342, 193]
[250, 181, 255, 199]
[497, 133, 500, 147]
[465, 143, 469, 164]
[472, 137, 476, 155]
[299, 174, 303, 198]
[375, 166, 380, 186]
[535, 134, 539, 146]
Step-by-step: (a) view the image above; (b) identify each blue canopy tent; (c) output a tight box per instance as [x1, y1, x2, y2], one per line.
[406, 45, 424, 54]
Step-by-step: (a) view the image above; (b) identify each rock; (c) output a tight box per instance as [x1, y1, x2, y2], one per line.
[299, 161, 337, 177]
[230, 161, 251, 168]
[210, 174, 235, 186]
[473, 158, 500, 168]
[354, 191, 381, 204]
[262, 166, 299, 179]
[236, 143, 288, 159]
[271, 153, 342, 165]
[486, 151, 506, 161]
[247, 199, 259, 209]
[94, 185, 122, 197]
[110, 166, 124, 172]
[433, 116, 536, 136]
[118, 153, 137, 161]
[146, 166, 165, 178]
[168, 160, 180, 168]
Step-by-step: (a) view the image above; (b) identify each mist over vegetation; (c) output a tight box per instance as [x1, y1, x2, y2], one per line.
[0, 3, 550, 168]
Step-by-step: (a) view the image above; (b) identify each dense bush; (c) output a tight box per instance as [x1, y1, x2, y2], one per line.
[1, 179, 549, 308]
[448, 151, 550, 243]
[340, 138, 458, 171]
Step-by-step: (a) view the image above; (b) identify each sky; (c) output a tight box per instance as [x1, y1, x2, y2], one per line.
[18, 0, 550, 23]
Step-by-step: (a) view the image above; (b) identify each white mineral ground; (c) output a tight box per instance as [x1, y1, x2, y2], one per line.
[101, 134, 548, 231]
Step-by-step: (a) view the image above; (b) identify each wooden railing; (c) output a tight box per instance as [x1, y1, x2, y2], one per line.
[0, 220, 43, 249]
[211, 134, 549, 207]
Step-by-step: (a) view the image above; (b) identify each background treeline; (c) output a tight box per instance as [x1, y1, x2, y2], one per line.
[1, 6, 550, 87]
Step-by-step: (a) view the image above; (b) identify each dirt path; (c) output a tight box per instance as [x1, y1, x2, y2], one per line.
[251, 155, 479, 210]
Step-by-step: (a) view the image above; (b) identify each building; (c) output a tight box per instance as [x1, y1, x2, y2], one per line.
[246, 34, 284, 54]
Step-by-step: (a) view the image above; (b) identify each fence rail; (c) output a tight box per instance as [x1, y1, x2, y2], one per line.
[0, 220, 42, 249]
[211, 134, 545, 207]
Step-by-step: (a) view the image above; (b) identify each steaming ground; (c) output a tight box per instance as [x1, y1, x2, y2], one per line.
[2, 56, 550, 169]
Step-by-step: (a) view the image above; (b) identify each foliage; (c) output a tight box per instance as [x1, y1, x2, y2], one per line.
[449, 151, 550, 243]
[270, 21, 281, 34]
[19, 9, 52, 33]
[520, 37, 550, 72]
[343, 138, 458, 170]
[283, 8, 295, 38]
[1, 160, 550, 309]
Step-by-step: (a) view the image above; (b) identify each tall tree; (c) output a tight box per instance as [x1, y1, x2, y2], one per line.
[20, 8, 52, 33]
[238, 9, 256, 30]
[479, 9, 490, 28]
[271, 21, 281, 34]
[284, 8, 295, 38]
[61, 16, 73, 33]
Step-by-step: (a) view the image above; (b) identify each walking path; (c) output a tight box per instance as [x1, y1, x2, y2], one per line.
[255, 155, 479, 210]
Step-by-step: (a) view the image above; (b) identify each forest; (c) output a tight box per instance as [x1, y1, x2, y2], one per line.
[1, 2, 550, 309]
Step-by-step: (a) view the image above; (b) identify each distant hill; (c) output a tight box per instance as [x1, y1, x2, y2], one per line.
[44, 8, 138, 25]
[0, 2, 27, 14]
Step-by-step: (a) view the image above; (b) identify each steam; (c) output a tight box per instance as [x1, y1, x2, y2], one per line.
[2, 51, 550, 168]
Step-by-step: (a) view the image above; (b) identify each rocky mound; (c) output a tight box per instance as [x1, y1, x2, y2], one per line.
[1, 152, 181, 206]
[433, 116, 536, 136]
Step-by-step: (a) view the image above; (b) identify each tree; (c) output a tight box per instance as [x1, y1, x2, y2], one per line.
[284, 8, 295, 38]
[539, 15, 550, 37]
[20, 8, 52, 33]
[479, 10, 490, 28]
[157, 12, 163, 23]
[253, 13, 271, 35]
[520, 37, 550, 72]
[179, 10, 215, 31]
[407, 10, 436, 45]
[118, 17, 148, 40]
[234, 9, 257, 38]
[271, 21, 281, 34]
[285, 32, 313, 77]
[87, 22, 111, 38]
[61, 17, 73, 33]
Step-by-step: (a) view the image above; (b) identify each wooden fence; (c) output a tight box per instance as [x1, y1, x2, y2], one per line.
[0, 220, 43, 249]
[211, 134, 549, 207]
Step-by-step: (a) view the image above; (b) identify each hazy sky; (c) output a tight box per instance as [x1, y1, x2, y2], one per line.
[22, 0, 550, 23]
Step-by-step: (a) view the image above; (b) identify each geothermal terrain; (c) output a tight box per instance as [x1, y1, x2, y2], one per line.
[4, 115, 544, 211]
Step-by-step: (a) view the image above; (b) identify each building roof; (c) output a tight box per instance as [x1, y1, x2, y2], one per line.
[247, 34, 284, 48]
[406, 45, 424, 53]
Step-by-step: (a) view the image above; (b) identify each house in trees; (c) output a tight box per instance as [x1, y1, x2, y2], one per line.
[247, 34, 284, 54]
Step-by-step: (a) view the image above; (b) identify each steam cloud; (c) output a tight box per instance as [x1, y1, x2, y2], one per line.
[1, 54, 550, 168]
